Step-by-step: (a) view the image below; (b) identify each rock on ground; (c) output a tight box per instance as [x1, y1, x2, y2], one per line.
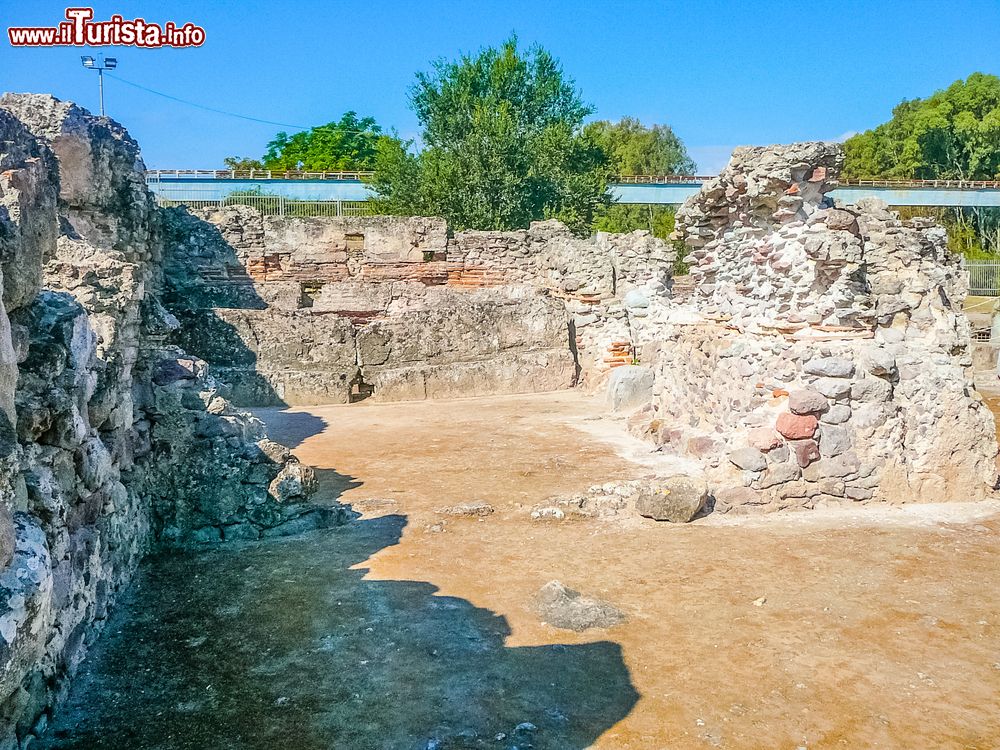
[533, 580, 626, 631]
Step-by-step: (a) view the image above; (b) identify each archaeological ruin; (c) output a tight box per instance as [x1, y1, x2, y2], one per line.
[0, 95, 996, 747]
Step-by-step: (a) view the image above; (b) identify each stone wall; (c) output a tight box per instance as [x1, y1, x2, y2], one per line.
[629, 142, 998, 511]
[0, 94, 334, 748]
[161, 208, 675, 405]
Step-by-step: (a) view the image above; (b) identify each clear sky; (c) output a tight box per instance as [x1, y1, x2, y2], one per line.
[2, 0, 999, 173]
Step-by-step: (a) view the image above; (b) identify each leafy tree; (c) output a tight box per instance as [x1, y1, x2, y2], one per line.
[584, 117, 696, 177]
[223, 156, 264, 171]
[371, 36, 611, 233]
[262, 112, 386, 171]
[844, 74, 1000, 259]
[585, 117, 694, 266]
[843, 73, 1000, 180]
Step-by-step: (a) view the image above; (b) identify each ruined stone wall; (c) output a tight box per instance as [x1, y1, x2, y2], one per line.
[0, 94, 332, 748]
[161, 209, 675, 405]
[632, 142, 998, 511]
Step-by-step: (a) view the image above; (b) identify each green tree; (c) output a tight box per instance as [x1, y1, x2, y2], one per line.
[262, 112, 386, 171]
[843, 73, 1000, 181]
[371, 36, 611, 233]
[585, 117, 694, 260]
[222, 156, 264, 171]
[584, 117, 696, 176]
[843, 73, 1000, 259]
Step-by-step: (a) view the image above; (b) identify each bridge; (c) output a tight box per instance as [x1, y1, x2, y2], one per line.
[145, 170, 1000, 208]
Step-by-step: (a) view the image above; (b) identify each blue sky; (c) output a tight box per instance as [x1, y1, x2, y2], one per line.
[2, 0, 998, 173]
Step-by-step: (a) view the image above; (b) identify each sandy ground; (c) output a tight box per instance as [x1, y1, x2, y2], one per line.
[43, 391, 1000, 749]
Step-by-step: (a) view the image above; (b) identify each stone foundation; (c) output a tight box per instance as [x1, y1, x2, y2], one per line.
[161, 207, 674, 405]
[630, 142, 998, 511]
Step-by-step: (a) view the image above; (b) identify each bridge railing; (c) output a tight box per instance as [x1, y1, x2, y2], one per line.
[145, 170, 1000, 190]
[146, 169, 375, 181]
[840, 178, 1000, 189]
[152, 190, 375, 218]
[613, 175, 716, 184]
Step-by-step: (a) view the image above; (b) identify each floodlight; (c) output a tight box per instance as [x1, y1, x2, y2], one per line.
[79, 54, 119, 116]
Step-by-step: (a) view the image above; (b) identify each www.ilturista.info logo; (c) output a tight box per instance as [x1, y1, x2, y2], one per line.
[8, 7, 205, 48]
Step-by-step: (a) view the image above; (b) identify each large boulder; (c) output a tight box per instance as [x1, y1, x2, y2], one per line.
[633, 477, 709, 522]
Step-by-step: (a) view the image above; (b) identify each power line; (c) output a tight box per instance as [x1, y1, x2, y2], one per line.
[105, 72, 313, 130]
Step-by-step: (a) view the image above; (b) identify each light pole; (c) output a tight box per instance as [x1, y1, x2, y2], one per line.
[80, 54, 117, 116]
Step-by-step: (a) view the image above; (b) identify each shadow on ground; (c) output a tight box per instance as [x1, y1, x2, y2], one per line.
[41, 515, 638, 750]
[254, 408, 329, 449]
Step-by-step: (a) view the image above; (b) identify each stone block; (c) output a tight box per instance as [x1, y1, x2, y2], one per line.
[804, 357, 854, 378]
[789, 439, 820, 467]
[788, 388, 827, 415]
[776, 412, 818, 439]
[633, 478, 708, 522]
[728, 447, 767, 472]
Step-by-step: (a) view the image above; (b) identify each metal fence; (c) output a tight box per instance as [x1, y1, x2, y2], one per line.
[147, 169, 374, 181]
[151, 188, 376, 218]
[966, 260, 1000, 296]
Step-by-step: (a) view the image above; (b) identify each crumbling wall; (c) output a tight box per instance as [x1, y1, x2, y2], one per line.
[161, 209, 675, 405]
[634, 142, 998, 511]
[0, 94, 332, 748]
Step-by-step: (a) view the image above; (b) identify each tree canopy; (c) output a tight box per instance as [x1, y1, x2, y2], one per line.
[843, 73, 1000, 180]
[370, 36, 611, 234]
[222, 156, 264, 171]
[584, 117, 696, 176]
[224, 112, 387, 172]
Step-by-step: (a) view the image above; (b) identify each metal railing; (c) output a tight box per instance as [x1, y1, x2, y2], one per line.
[145, 170, 1000, 189]
[153, 191, 375, 218]
[146, 169, 374, 181]
[966, 260, 1000, 296]
[614, 174, 716, 184]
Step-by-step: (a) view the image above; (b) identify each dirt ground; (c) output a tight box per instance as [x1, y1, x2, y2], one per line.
[44, 391, 1000, 749]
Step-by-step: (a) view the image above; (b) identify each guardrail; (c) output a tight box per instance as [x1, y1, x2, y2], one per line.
[154, 191, 375, 218]
[146, 169, 375, 180]
[145, 170, 1000, 189]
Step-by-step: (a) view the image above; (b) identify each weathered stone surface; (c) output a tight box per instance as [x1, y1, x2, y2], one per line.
[162, 207, 675, 404]
[790, 439, 821, 468]
[747, 427, 783, 452]
[641, 140, 997, 512]
[802, 455, 861, 481]
[0, 94, 334, 745]
[633, 478, 708, 522]
[534, 580, 626, 631]
[436, 502, 495, 517]
[804, 357, 854, 378]
[776, 413, 818, 440]
[756, 462, 801, 488]
[819, 424, 852, 457]
[728, 447, 767, 472]
[813, 377, 852, 399]
[820, 404, 852, 424]
[606, 365, 654, 413]
[788, 388, 828, 415]
[851, 377, 893, 402]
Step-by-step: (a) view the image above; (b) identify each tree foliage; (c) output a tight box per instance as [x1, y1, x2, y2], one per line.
[586, 117, 694, 269]
[222, 156, 264, 171]
[370, 36, 611, 233]
[843, 73, 1000, 181]
[259, 112, 386, 171]
[584, 117, 696, 176]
